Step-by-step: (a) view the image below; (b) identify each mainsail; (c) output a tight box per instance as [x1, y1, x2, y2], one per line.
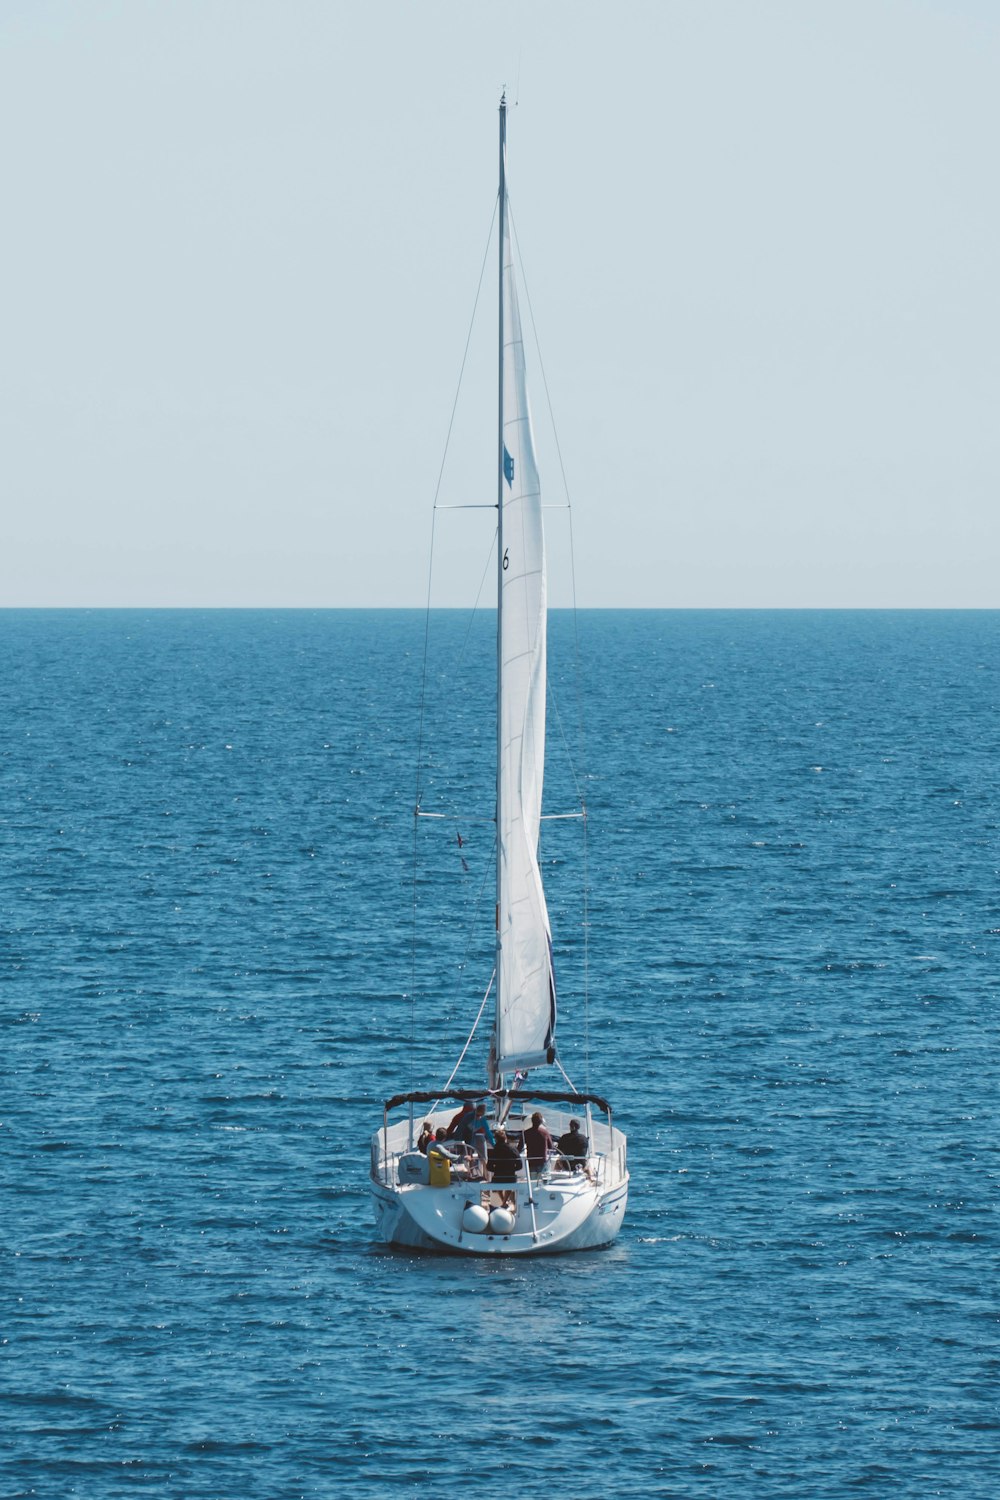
[494, 183, 557, 1077]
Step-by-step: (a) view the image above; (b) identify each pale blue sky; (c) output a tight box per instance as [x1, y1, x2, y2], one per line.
[2, 1, 997, 606]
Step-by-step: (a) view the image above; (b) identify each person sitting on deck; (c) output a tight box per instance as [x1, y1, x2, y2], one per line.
[417, 1120, 434, 1154]
[522, 1112, 554, 1177]
[426, 1127, 463, 1186]
[554, 1118, 589, 1172]
[427, 1128, 463, 1165]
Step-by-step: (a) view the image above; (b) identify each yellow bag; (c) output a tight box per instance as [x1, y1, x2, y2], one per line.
[428, 1148, 452, 1187]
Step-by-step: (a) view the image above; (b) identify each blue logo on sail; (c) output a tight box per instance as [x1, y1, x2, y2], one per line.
[503, 447, 514, 487]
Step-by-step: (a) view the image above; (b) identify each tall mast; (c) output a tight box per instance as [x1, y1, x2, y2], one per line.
[494, 92, 507, 1090]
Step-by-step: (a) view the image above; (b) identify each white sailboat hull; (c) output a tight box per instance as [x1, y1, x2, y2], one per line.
[370, 1107, 628, 1256]
[371, 1175, 629, 1255]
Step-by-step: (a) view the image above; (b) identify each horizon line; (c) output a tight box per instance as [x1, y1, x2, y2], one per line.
[2, 603, 998, 613]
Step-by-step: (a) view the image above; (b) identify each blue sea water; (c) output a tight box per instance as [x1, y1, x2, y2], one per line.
[2, 608, 998, 1499]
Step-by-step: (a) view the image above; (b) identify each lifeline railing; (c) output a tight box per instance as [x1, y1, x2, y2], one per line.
[375, 1145, 621, 1191]
[377, 1086, 618, 1183]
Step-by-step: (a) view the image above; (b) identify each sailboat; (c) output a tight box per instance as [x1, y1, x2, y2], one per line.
[369, 96, 628, 1254]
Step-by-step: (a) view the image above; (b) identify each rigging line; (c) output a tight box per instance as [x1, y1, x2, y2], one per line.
[508, 201, 588, 810]
[555, 1057, 579, 1094]
[576, 865, 592, 1093]
[417, 812, 496, 823]
[547, 676, 587, 811]
[441, 828, 499, 1087]
[414, 819, 495, 1106]
[467, 827, 498, 941]
[410, 503, 437, 1084]
[582, 786, 591, 1094]
[509, 201, 586, 742]
[509, 202, 592, 1088]
[454, 828, 498, 976]
[509, 206, 575, 520]
[431, 197, 499, 515]
[564, 456, 590, 1095]
[458, 529, 498, 668]
[410, 199, 499, 1067]
[440, 969, 496, 1097]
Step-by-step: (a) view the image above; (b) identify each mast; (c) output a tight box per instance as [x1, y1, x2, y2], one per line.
[493, 91, 507, 1091]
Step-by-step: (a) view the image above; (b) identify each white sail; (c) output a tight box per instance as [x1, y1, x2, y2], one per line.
[495, 197, 556, 1076]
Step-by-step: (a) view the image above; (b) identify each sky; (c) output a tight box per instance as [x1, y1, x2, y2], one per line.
[1, 0, 997, 608]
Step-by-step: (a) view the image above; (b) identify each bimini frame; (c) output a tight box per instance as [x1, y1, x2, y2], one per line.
[378, 1086, 614, 1183]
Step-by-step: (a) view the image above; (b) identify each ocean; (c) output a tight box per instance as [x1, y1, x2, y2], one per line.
[3, 608, 998, 1498]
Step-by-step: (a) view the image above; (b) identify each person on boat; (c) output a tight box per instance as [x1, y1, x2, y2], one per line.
[522, 1112, 554, 1176]
[427, 1128, 462, 1165]
[486, 1128, 522, 1183]
[426, 1127, 463, 1187]
[554, 1118, 589, 1171]
[417, 1120, 434, 1154]
[466, 1103, 496, 1175]
[486, 1128, 522, 1207]
[446, 1100, 477, 1144]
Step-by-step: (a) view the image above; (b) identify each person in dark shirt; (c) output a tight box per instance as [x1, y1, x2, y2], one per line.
[486, 1128, 522, 1184]
[555, 1118, 589, 1171]
[417, 1120, 434, 1154]
[486, 1128, 522, 1208]
[522, 1111, 554, 1176]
